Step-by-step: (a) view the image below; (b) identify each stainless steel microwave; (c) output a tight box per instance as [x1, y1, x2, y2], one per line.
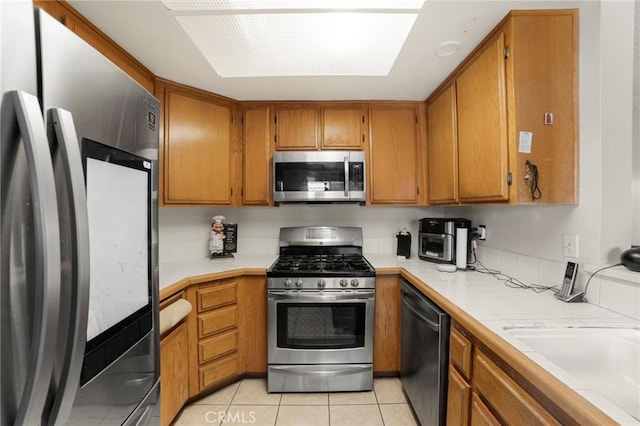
[273, 151, 366, 203]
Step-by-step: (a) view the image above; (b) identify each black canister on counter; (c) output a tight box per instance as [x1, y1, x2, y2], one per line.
[396, 227, 411, 259]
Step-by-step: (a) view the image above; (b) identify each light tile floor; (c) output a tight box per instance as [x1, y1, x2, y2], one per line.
[174, 378, 418, 426]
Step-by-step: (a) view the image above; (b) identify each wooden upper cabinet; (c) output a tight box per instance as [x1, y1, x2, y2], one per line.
[162, 86, 233, 204]
[427, 10, 578, 205]
[321, 107, 364, 149]
[507, 11, 578, 204]
[456, 32, 509, 203]
[369, 106, 420, 204]
[427, 84, 459, 205]
[242, 107, 272, 205]
[275, 107, 319, 150]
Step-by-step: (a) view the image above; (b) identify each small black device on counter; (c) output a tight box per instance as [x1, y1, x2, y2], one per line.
[418, 218, 471, 264]
[396, 228, 411, 258]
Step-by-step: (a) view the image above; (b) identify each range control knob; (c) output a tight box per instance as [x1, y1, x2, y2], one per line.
[317, 279, 326, 289]
[339, 279, 348, 287]
[295, 279, 304, 288]
[350, 279, 359, 287]
[284, 278, 292, 288]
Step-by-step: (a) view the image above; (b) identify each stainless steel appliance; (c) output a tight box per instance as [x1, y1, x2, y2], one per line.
[273, 151, 366, 203]
[1, 3, 160, 425]
[267, 226, 376, 392]
[418, 217, 471, 263]
[400, 279, 449, 426]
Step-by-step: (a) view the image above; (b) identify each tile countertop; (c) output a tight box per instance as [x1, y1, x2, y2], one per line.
[159, 253, 640, 425]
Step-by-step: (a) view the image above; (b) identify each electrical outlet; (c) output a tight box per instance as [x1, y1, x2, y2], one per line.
[478, 225, 487, 240]
[563, 234, 579, 258]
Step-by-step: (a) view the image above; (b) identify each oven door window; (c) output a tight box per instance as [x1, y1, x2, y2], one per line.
[276, 303, 366, 349]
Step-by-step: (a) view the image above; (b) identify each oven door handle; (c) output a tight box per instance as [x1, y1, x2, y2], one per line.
[268, 291, 374, 302]
[269, 365, 372, 377]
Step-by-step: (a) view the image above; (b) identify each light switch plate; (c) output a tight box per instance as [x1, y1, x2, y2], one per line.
[563, 234, 579, 258]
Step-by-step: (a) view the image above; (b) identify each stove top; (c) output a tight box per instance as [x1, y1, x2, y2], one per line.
[267, 226, 376, 281]
[268, 254, 375, 276]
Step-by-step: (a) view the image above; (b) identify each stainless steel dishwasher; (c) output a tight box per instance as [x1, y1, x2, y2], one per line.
[400, 279, 450, 426]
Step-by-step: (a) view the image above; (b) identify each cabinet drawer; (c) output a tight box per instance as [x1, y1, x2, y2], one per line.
[470, 392, 501, 426]
[198, 306, 237, 338]
[450, 326, 473, 379]
[199, 329, 238, 364]
[473, 352, 560, 425]
[197, 282, 236, 312]
[199, 353, 239, 390]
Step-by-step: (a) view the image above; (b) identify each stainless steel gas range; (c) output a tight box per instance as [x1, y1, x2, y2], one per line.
[267, 226, 376, 393]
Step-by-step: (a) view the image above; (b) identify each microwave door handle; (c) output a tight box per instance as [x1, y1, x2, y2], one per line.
[1, 91, 61, 426]
[46, 108, 90, 424]
[344, 156, 349, 197]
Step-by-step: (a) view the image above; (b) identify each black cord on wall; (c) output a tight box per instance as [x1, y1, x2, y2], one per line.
[525, 160, 542, 201]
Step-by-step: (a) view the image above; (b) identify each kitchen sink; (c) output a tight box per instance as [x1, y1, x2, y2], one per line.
[502, 325, 640, 421]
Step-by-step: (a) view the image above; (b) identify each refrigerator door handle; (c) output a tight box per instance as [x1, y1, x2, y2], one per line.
[47, 108, 90, 424]
[1, 91, 61, 425]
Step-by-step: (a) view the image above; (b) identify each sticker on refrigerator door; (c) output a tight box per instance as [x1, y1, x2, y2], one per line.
[518, 131, 533, 153]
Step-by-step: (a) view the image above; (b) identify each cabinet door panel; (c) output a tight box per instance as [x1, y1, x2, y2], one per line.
[165, 91, 231, 203]
[160, 322, 189, 426]
[276, 108, 318, 150]
[473, 352, 561, 425]
[198, 306, 237, 338]
[199, 329, 238, 364]
[456, 33, 509, 202]
[322, 108, 363, 149]
[373, 276, 400, 372]
[243, 107, 271, 205]
[470, 392, 501, 426]
[447, 366, 471, 426]
[450, 326, 473, 379]
[199, 353, 239, 390]
[197, 281, 237, 312]
[427, 85, 459, 204]
[369, 107, 419, 204]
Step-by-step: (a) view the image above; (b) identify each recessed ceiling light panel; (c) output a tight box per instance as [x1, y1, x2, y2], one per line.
[163, 0, 425, 11]
[176, 13, 419, 77]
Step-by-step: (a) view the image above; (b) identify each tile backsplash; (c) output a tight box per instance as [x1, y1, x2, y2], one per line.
[159, 205, 443, 261]
[158, 206, 639, 319]
[475, 245, 640, 320]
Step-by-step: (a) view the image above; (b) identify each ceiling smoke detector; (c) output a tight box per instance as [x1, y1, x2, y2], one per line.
[435, 40, 460, 57]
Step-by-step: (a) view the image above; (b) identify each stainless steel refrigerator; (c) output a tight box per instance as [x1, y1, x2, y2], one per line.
[1, 2, 160, 425]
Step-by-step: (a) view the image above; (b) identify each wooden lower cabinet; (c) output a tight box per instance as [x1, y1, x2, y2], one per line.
[238, 276, 268, 373]
[473, 352, 560, 426]
[186, 278, 241, 396]
[373, 275, 401, 373]
[447, 322, 561, 425]
[200, 353, 240, 389]
[470, 392, 501, 426]
[447, 366, 471, 426]
[160, 322, 189, 426]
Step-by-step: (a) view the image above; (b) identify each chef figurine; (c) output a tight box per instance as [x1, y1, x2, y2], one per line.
[209, 215, 226, 256]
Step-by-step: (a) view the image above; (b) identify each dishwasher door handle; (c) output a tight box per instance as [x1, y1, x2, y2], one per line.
[401, 296, 440, 332]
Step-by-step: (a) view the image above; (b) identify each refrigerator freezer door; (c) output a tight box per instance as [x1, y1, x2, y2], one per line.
[35, 9, 160, 424]
[1, 91, 62, 425]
